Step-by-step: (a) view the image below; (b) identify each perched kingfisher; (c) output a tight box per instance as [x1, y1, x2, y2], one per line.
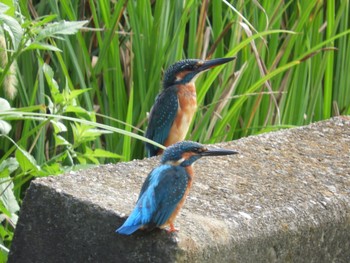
[116, 141, 238, 235]
[145, 57, 236, 157]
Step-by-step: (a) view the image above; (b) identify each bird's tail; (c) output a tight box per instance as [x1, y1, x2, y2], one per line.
[116, 224, 142, 235]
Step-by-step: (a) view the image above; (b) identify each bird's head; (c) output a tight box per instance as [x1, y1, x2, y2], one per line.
[161, 141, 238, 167]
[163, 57, 236, 88]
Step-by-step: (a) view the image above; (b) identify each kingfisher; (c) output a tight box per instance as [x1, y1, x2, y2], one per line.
[116, 141, 238, 235]
[145, 57, 236, 157]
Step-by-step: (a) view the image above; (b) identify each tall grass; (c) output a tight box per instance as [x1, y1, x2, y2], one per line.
[7, 0, 350, 159]
[0, 0, 349, 258]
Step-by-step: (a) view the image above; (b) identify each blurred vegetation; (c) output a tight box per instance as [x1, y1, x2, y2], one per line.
[0, 0, 349, 259]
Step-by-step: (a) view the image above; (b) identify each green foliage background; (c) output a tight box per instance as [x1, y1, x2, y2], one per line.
[0, 0, 349, 259]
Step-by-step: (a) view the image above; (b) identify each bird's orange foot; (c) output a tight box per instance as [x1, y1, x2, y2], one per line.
[166, 223, 179, 233]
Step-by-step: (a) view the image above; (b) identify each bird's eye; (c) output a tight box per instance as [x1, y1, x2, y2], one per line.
[194, 147, 203, 153]
[195, 62, 204, 69]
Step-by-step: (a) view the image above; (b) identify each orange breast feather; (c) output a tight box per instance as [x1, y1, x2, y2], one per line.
[163, 166, 194, 228]
[164, 84, 197, 147]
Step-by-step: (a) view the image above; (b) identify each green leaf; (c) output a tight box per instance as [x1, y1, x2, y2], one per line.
[0, 168, 9, 178]
[0, 223, 13, 241]
[0, 199, 11, 218]
[0, 98, 12, 134]
[54, 134, 70, 146]
[76, 155, 87, 165]
[67, 88, 92, 100]
[42, 62, 60, 100]
[15, 148, 40, 173]
[83, 128, 113, 136]
[0, 1, 14, 16]
[66, 105, 93, 121]
[0, 13, 23, 50]
[0, 238, 9, 259]
[36, 20, 88, 42]
[65, 105, 89, 114]
[36, 163, 63, 177]
[0, 2, 10, 14]
[50, 119, 67, 133]
[23, 42, 62, 52]
[26, 14, 58, 28]
[86, 148, 122, 159]
[0, 177, 19, 223]
[71, 122, 113, 147]
[0, 158, 19, 176]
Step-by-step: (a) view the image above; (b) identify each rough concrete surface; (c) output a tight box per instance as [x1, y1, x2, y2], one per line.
[8, 116, 350, 263]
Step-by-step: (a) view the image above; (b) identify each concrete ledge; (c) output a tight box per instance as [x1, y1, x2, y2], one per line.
[9, 117, 350, 262]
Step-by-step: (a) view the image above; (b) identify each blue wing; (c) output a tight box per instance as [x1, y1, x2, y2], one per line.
[116, 165, 189, 235]
[151, 166, 189, 225]
[145, 86, 179, 157]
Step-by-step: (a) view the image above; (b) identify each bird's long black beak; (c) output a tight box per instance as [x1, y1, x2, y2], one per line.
[200, 148, 239, 157]
[197, 57, 236, 72]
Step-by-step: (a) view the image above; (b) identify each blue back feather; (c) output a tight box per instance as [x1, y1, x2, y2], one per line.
[116, 165, 189, 235]
[145, 87, 179, 157]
